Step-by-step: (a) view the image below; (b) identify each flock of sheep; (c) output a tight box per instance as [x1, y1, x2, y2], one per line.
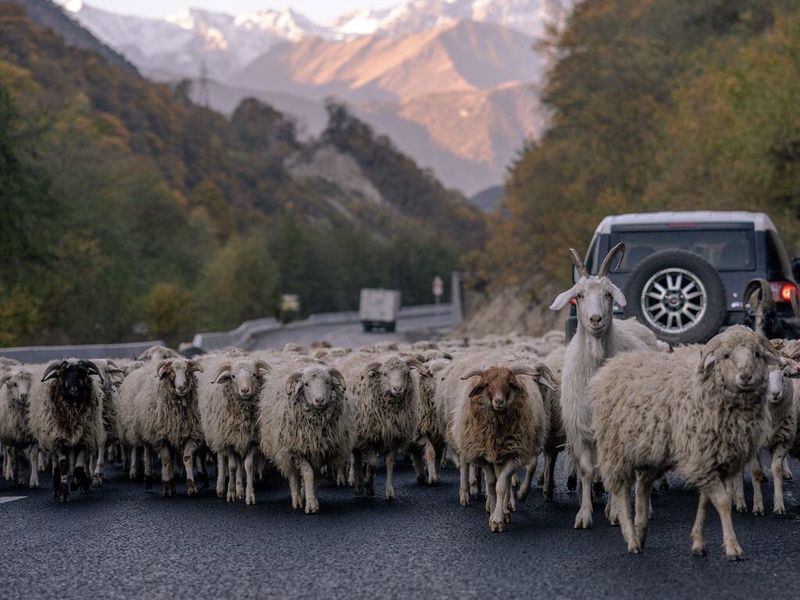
[2, 242, 800, 561]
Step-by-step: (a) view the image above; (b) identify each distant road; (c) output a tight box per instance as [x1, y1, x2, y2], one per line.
[250, 308, 459, 350]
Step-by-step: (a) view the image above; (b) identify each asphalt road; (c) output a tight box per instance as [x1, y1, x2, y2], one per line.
[251, 309, 459, 350]
[3, 455, 800, 600]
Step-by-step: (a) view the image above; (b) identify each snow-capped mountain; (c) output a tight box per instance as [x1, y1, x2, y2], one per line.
[54, 0, 558, 194]
[330, 0, 551, 39]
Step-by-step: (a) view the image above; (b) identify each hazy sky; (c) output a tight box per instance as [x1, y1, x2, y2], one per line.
[75, 1, 397, 22]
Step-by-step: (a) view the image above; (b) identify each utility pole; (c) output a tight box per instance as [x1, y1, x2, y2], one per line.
[199, 60, 210, 109]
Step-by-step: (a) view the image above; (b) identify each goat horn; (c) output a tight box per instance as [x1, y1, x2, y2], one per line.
[213, 365, 232, 383]
[569, 248, 589, 278]
[255, 359, 271, 374]
[460, 368, 484, 380]
[598, 242, 625, 277]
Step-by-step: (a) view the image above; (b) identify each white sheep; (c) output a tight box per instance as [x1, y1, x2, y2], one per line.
[0, 366, 38, 488]
[137, 345, 180, 362]
[89, 359, 126, 486]
[198, 355, 271, 504]
[116, 357, 204, 496]
[549, 243, 664, 529]
[28, 359, 105, 501]
[591, 327, 778, 559]
[339, 353, 424, 500]
[732, 342, 800, 515]
[259, 361, 350, 513]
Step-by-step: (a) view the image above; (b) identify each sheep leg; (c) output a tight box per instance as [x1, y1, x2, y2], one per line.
[543, 450, 558, 502]
[28, 445, 39, 489]
[298, 458, 319, 513]
[634, 473, 655, 549]
[385, 450, 397, 501]
[706, 480, 744, 561]
[127, 446, 137, 480]
[424, 439, 439, 484]
[38, 451, 47, 472]
[782, 457, 793, 480]
[226, 454, 238, 502]
[458, 457, 471, 506]
[438, 446, 448, 470]
[612, 478, 640, 554]
[143, 446, 154, 489]
[13, 447, 24, 487]
[195, 451, 209, 489]
[566, 454, 577, 491]
[483, 462, 497, 515]
[771, 445, 790, 515]
[288, 467, 303, 510]
[731, 471, 747, 513]
[182, 440, 197, 496]
[574, 450, 594, 529]
[74, 447, 90, 496]
[334, 459, 347, 487]
[215, 452, 227, 498]
[490, 461, 517, 532]
[516, 458, 536, 502]
[352, 450, 364, 496]
[53, 452, 70, 502]
[410, 446, 425, 484]
[364, 448, 378, 497]
[690, 492, 709, 556]
[468, 462, 480, 498]
[93, 439, 105, 487]
[750, 455, 765, 515]
[158, 446, 175, 497]
[244, 448, 256, 506]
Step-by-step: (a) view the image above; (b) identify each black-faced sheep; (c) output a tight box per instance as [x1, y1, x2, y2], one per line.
[28, 359, 104, 501]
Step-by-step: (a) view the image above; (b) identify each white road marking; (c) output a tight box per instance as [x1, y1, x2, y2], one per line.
[0, 496, 26, 504]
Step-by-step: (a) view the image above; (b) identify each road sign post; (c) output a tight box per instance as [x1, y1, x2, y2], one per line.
[432, 275, 444, 313]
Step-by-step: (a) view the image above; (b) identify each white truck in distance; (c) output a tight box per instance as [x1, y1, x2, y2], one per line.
[359, 289, 401, 333]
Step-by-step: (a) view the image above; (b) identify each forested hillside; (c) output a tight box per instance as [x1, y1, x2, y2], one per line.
[479, 0, 800, 293]
[0, 3, 485, 346]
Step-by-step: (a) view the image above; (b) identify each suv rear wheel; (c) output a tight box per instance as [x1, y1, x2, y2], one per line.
[623, 250, 726, 344]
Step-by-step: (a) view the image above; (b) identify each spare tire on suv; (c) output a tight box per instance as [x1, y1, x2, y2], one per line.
[623, 250, 726, 345]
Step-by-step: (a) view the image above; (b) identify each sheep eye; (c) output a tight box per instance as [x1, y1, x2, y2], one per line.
[723, 353, 730, 360]
[755, 351, 761, 359]
[576, 293, 584, 301]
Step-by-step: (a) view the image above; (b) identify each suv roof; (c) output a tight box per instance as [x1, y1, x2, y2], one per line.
[595, 211, 777, 234]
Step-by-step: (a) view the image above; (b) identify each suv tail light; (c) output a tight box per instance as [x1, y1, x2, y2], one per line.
[770, 281, 797, 303]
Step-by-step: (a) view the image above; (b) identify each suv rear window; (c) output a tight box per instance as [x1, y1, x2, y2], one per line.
[609, 228, 756, 272]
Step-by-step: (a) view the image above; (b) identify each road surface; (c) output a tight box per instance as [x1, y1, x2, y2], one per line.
[251, 309, 459, 350]
[2, 456, 799, 600]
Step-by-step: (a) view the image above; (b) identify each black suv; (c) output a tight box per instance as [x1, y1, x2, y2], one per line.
[565, 211, 800, 344]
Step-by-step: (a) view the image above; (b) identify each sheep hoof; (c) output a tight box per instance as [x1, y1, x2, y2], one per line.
[469, 484, 479, 498]
[246, 493, 255, 506]
[691, 547, 707, 557]
[658, 478, 670, 491]
[489, 519, 505, 533]
[305, 499, 319, 514]
[227, 491, 237, 503]
[511, 474, 519, 488]
[91, 475, 103, 488]
[567, 475, 577, 491]
[735, 504, 747, 513]
[459, 492, 471, 506]
[186, 479, 197, 496]
[385, 490, 395, 502]
[29, 481, 38, 489]
[163, 481, 175, 497]
[427, 475, 439, 485]
[574, 510, 593, 530]
[725, 551, 745, 562]
[543, 490, 553, 502]
[774, 507, 786, 516]
[752, 507, 763, 516]
[782, 472, 793, 481]
[216, 487, 225, 499]
[627, 545, 642, 555]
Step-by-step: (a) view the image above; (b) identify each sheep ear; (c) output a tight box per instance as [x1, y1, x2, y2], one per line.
[255, 360, 271, 376]
[0, 373, 11, 387]
[468, 383, 486, 398]
[329, 368, 346, 392]
[361, 362, 380, 379]
[609, 282, 627, 308]
[213, 366, 232, 384]
[405, 358, 430, 376]
[285, 372, 303, 397]
[550, 285, 579, 311]
[189, 360, 204, 373]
